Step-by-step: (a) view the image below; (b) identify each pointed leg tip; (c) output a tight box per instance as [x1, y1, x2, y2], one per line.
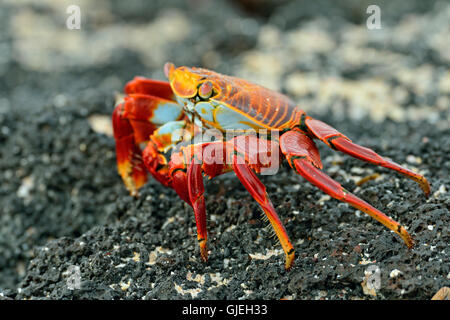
[406, 238, 415, 250]
[201, 251, 208, 262]
[199, 241, 208, 262]
[124, 180, 140, 198]
[284, 251, 295, 271]
[124, 182, 137, 197]
[421, 178, 431, 198]
[398, 226, 415, 249]
[130, 190, 139, 198]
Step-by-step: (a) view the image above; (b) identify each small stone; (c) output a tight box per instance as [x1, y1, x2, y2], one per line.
[88, 114, 113, 137]
[17, 176, 34, 199]
[390, 269, 402, 278]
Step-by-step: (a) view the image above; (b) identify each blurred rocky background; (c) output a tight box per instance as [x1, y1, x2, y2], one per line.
[0, 0, 448, 299]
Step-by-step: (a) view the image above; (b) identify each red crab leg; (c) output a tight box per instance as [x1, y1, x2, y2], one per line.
[232, 154, 295, 270]
[173, 138, 295, 267]
[304, 117, 430, 196]
[170, 142, 231, 262]
[187, 157, 208, 262]
[280, 130, 414, 248]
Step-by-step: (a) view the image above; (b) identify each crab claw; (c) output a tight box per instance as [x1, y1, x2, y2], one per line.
[112, 103, 149, 196]
[112, 76, 184, 196]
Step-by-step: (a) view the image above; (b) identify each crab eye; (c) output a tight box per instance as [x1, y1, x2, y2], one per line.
[198, 81, 213, 99]
[164, 62, 175, 80]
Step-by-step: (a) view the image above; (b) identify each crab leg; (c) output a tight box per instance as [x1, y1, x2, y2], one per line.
[187, 159, 208, 262]
[280, 130, 414, 248]
[180, 142, 231, 262]
[173, 138, 295, 268]
[232, 154, 295, 270]
[304, 117, 430, 196]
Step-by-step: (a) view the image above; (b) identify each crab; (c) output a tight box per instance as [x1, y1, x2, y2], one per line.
[112, 62, 430, 270]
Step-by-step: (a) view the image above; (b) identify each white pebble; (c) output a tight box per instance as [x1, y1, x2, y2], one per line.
[390, 269, 402, 278]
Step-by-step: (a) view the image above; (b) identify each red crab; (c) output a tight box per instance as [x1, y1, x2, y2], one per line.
[112, 62, 430, 270]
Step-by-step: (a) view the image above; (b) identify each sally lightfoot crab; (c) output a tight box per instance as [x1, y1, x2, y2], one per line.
[112, 62, 430, 270]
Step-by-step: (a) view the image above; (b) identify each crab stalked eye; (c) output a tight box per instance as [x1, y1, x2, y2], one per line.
[198, 81, 213, 99]
[164, 62, 175, 80]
